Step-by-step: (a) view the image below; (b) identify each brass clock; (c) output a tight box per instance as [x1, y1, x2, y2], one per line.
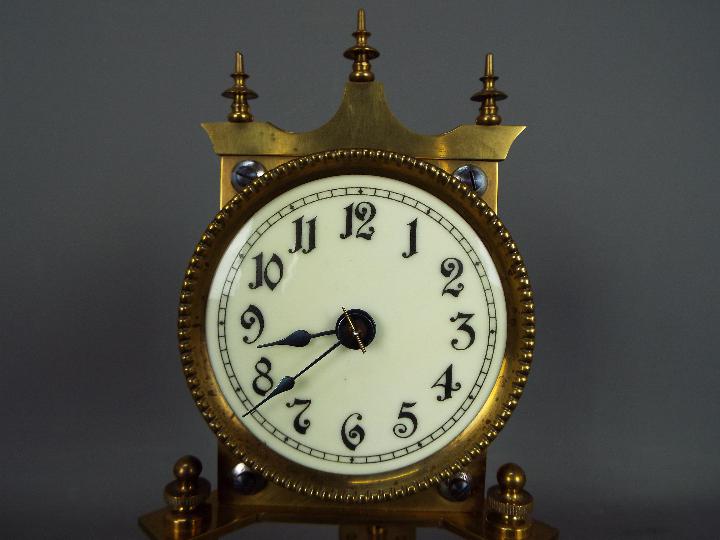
[181, 150, 532, 502]
[140, 9, 557, 540]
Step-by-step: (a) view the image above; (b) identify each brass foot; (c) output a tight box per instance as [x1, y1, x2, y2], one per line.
[484, 463, 534, 540]
[163, 456, 212, 539]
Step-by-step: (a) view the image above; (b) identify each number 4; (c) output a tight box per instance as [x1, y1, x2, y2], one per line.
[432, 365, 461, 401]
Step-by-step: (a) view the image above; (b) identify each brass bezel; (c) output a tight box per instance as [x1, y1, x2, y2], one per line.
[178, 149, 534, 503]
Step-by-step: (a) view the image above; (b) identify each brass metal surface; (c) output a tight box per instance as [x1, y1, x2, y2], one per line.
[339, 524, 416, 540]
[204, 82, 523, 159]
[222, 52, 257, 123]
[141, 457, 558, 540]
[485, 464, 534, 540]
[178, 149, 535, 503]
[204, 81, 523, 209]
[219, 156, 498, 212]
[139, 10, 558, 537]
[472, 53, 507, 126]
[162, 456, 212, 538]
[344, 9, 379, 82]
[139, 491, 558, 540]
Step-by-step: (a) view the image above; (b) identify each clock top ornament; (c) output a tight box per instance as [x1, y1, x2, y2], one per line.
[139, 9, 557, 540]
[203, 9, 523, 211]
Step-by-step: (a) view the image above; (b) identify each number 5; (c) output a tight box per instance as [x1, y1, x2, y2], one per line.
[392, 402, 418, 439]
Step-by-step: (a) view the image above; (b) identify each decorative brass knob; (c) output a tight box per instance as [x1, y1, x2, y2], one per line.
[471, 52, 507, 126]
[163, 455, 211, 537]
[485, 463, 533, 540]
[343, 9, 379, 82]
[222, 51, 258, 122]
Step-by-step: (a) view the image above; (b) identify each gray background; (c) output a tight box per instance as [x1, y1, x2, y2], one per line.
[1, 1, 718, 538]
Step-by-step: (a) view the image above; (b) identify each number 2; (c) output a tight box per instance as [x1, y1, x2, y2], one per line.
[441, 258, 464, 296]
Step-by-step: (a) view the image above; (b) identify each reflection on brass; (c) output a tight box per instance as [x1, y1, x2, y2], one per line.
[485, 464, 534, 540]
[204, 81, 524, 210]
[140, 472, 559, 540]
[472, 53, 507, 126]
[338, 523, 415, 540]
[344, 9, 379, 82]
[136, 447, 556, 538]
[222, 52, 257, 123]
[162, 456, 211, 538]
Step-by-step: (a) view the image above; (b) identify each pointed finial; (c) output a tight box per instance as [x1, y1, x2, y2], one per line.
[222, 51, 258, 122]
[234, 50, 244, 73]
[343, 8, 379, 82]
[357, 8, 366, 32]
[471, 52, 508, 125]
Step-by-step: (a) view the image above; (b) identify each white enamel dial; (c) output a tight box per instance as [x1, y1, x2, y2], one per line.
[206, 175, 507, 475]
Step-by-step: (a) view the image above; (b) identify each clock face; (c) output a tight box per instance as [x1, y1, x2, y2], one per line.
[205, 174, 507, 475]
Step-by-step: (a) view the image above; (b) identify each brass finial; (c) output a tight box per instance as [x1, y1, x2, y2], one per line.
[164, 455, 211, 513]
[471, 52, 507, 125]
[343, 9, 379, 82]
[222, 51, 258, 122]
[485, 463, 534, 539]
[163, 455, 211, 535]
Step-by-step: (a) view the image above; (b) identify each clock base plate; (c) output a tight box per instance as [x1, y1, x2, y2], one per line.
[138, 449, 558, 540]
[138, 495, 558, 540]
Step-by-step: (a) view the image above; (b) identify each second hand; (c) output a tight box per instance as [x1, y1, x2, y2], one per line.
[342, 306, 366, 353]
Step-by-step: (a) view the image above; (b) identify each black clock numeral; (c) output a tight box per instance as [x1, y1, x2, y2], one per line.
[450, 312, 475, 350]
[441, 257, 464, 297]
[289, 216, 317, 254]
[432, 365, 462, 401]
[286, 398, 312, 435]
[341, 412, 365, 451]
[392, 402, 418, 439]
[340, 202, 376, 240]
[402, 218, 418, 258]
[240, 304, 264, 344]
[251, 357, 274, 396]
[249, 252, 284, 290]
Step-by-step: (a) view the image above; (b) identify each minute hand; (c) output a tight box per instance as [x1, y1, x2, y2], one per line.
[242, 340, 342, 418]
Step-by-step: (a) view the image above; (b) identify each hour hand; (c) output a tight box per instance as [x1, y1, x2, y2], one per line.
[257, 328, 335, 348]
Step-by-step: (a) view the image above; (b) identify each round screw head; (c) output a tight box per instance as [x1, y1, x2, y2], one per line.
[438, 471, 473, 502]
[231, 160, 266, 192]
[231, 462, 267, 495]
[452, 164, 488, 195]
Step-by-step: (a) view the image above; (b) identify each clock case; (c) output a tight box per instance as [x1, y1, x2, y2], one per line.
[139, 13, 557, 540]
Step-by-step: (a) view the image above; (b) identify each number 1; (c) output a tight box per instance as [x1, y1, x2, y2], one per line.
[402, 218, 418, 258]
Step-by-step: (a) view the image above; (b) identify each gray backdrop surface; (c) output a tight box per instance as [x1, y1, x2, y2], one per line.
[1, 1, 718, 538]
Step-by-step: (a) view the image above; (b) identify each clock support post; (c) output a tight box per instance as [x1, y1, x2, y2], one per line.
[139, 10, 556, 540]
